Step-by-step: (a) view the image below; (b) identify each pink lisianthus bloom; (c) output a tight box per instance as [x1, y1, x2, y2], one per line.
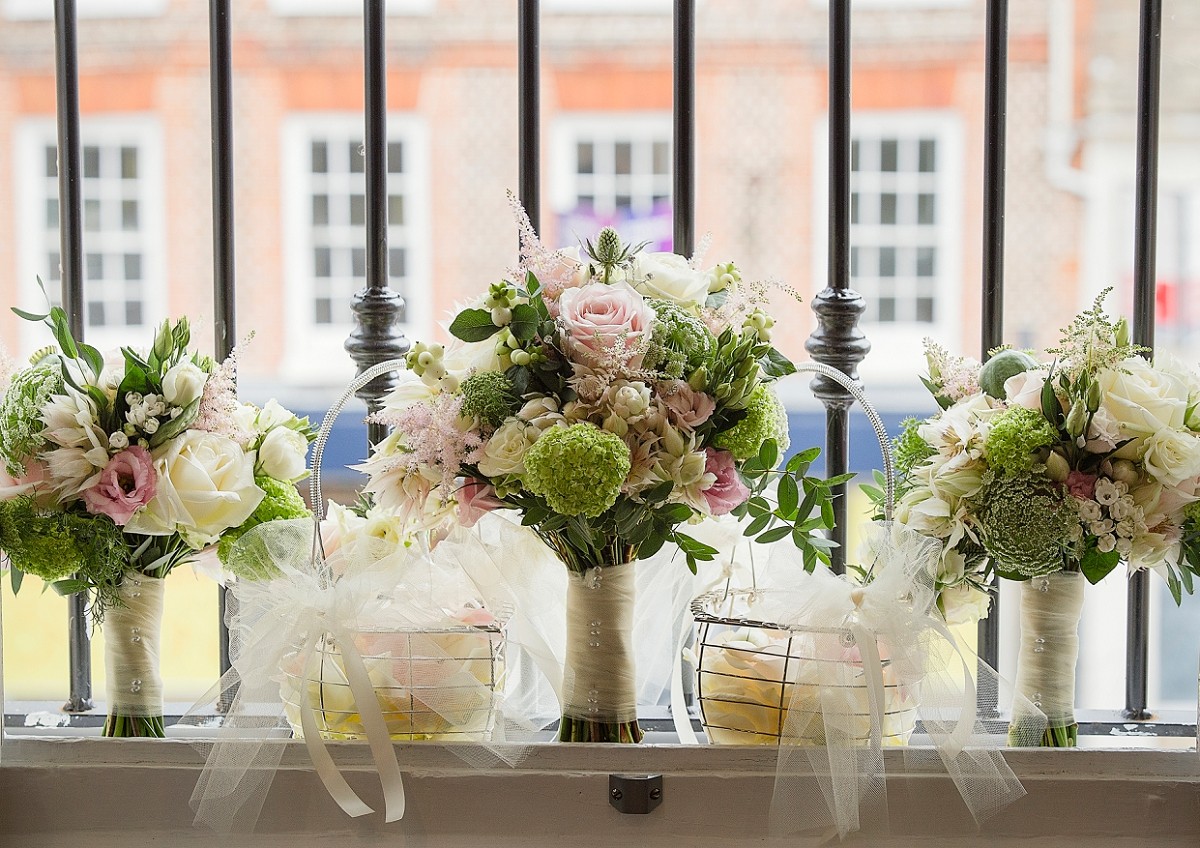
[0, 457, 50, 502]
[456, 478, 503, 528]
[700, 448, 750, 516]
[661, 380, 716, 432]
[557, 281, 655, 368]
[80, 446, 157, 525]
[1066, 470, 1097, 501]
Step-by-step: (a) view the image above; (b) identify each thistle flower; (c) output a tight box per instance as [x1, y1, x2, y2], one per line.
[523, 424, 631, 518]
[712, 383, 790, 460]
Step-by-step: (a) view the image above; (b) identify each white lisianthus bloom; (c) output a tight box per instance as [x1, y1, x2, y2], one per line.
[1003, 368, 1050, 411]
[517, 396, 566, 432]
[1084, 405, 1123, 453]
[1141, 428, 1200, 487]
[477, 419, 539, 478]
[256, 426, 310, 482]
[126, 430, 264, 547]
[377, 370, 439, 412]
[161, 360, 207, 407]
[630, 252, 709, 307]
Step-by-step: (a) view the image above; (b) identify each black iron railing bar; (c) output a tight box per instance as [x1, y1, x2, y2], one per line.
[978, 0, 1008, 680]
[1125, 0, 1162, 721]
[54, 0, 93, 715]
[209, 0, 236, 681]
[519, 0, 540, 235]
[673, 0, 695, 258]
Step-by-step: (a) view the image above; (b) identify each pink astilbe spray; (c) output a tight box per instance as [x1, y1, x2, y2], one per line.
[507, 190, 582, 300]
[370, 393, 484, 498]
[193, 339, 254, 445]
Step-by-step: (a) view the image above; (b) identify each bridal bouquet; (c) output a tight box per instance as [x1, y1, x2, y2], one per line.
[357, 204, 842, 742]
[892, 289, 1200, 744]
[0, 295, 314, 735]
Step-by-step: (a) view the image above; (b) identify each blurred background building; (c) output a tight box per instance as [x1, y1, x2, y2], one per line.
[1, 0, 1198, 716]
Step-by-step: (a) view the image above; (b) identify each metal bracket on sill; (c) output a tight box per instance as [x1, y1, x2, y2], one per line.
[609, 774, 663, 815]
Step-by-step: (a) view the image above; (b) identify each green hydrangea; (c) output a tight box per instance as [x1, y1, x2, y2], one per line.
[712, 384, 790, 461]
[523, 424, 631, 518]
[0, 496, 129, 584]
[647, 300, 716, 379]
[459, 371, 519, 429]
[894, 416, 936, 477]
[0, 362, 63, 475]
[976, 474, 1074, 579]
[985, 406, 1058, 475]
[218, 476, 311, 579]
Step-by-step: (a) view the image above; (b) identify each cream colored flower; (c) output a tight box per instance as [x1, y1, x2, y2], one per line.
[1141, 428, 1200, 488]
[477, 419, 539, 478]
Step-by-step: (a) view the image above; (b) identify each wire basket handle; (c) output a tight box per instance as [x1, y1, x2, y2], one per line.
[792, 362, 894, 521]
[309, 358, 409, 522]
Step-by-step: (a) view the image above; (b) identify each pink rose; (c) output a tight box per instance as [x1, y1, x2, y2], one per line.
[700, 448, 750, 516]
[557, 281, 654, 368]
[661, 380, 716, 432]
[456, 478, 503, 529]
[1066, 471, 1097, 501]
[80, 446, 157, 525]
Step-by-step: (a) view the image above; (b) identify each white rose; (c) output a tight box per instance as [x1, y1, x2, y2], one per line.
[477, 419, 538, 478]
[939, 585, 991, 625]
[1003, 368, 1050, 411]
[125, 430, 265, 547]
[232, 403, 258, 435]
[256, 426, 310, 482]
[161, 361, 207, 407]
[1140, 428, 1200, 487]
[1097, 357, 1188, 447]
[631, 252, 710, 307]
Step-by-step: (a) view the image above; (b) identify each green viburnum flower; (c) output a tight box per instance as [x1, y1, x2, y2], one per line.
[459, 371, 519, 429]
[523, 424, 631, 518]
[218, 476, 311, 579]
[894, 416, 936, 477]
[0, 361, 63, 475]
[976, 474, 1074, 580]
[712, 383, 790, 461]
[0, 496, 129, 584]
[985, 406, 1058, 475]
[647, 300, 716, 380]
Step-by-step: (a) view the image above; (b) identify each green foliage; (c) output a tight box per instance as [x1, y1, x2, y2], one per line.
[448, 308, 503, 343]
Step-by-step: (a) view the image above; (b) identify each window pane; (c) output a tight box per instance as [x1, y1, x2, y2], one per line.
[850, 246, 859, 277]
[918, 193, 936, 225]
[84, 199, 102, 231]
[878, 297, 896, 322]
[44, 146, 57, 177]
[389, 246, 406, 278]
[880, 140, 898, 172]
[311, 141, 328, 174]
[121, 146, 138, 179]
[916, 246, 936, 277]
[125, 300, 143, 326]
[851, 139, 860, 172]
[916, 297, 935, 323]
[48, 251, 60, 281]
[879, 246, 896, 277]
[351, 246, 365, 278]
[86, 252, 103, 280]
[918, 139, 936, 173]
[653, 141, 669, 175]
[388, 194, 404, 226]
[124, 253, 142, 280]
[83, 146, 100, 178]
[314, 297, 332, 325]
[348, 141, 364, 173]
[387, 141, 404, 174]
[851, 192, 859, 225]
[880, 193, 897, 225]
[314, 247, 331, 277]
[46, 198, 58, 228]
[350, 193, 365, 226]
[122, 200, 139, 230]
[576, 142, 594, 175]
[615, 194, 632, 210]
[615, 141, 632, 175]
[88, 301, 105, 326]
[312, 194, 329, 226]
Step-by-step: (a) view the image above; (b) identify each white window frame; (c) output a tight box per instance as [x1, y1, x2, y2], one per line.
[543, 0, 672, 12]
[550, 112, 673, 247]
[280, 113, 431, 385]
[811, 111, 964, 385]
[268, 0, 434, 15]
[13, 116, 167, 358]
[3, 0, 166, 19]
